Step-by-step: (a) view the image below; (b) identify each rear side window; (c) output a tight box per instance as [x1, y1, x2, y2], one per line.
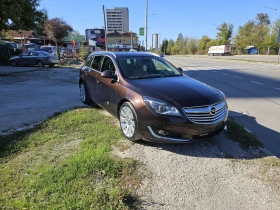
[90, 56, 103, 71]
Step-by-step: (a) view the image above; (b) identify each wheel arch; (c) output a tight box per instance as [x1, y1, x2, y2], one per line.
[10, 59, 18, 64]
[117, 99, 130, 118]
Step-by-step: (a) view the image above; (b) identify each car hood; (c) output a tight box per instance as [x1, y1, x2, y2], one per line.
[126, 76, 224, 107]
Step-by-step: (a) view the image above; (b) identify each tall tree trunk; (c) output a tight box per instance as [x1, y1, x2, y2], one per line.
[55, 41, 61, 61]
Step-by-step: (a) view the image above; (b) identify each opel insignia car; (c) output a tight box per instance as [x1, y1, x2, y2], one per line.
[79, 52, 228, 142]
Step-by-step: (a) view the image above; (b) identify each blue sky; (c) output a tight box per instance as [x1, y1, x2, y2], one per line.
[40, 0, 280, 47]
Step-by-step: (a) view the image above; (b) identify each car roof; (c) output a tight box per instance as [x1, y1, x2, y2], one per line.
[91, 51, 159, 58]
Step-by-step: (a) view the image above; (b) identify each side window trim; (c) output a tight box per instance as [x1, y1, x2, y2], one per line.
[89, 55, 104, 72]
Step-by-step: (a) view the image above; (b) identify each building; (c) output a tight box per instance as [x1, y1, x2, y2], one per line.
[106, 7, 129, 32]
[106, 31, 138, 51]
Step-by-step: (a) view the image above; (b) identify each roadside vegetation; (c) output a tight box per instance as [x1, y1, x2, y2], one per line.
[225, 119, 264, 150]
[154, 13, 280, 56]
[0, 108, 141, 209]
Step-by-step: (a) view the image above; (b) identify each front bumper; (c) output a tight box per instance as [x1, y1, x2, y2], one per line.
[138, 106, 228, 143]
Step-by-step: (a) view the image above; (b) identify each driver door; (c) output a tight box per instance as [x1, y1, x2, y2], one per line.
[96, 56, 119, 115]
[17, 52, 30, 65]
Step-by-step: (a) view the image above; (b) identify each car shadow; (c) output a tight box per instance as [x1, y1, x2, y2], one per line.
[135, 110, 279, 160]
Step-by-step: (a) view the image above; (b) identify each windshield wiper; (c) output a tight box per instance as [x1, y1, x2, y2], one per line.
[162, 74, 182, 77]
[129, 75, 163, 79]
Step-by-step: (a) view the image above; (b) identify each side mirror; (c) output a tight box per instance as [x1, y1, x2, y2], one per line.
[178, 67, 184, 74]
[101, 70, 117, 82]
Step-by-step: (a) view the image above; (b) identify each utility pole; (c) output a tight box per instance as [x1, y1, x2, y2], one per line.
[102, 5, 108, 51]
[145, 0, 148, 51]
[131, 31, 133, 50]
[264, 6, 277, 55]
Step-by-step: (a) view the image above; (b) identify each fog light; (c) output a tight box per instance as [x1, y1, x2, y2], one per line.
[158, 130, 165, 135]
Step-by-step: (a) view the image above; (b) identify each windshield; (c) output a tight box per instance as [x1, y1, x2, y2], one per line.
[117, 56, 182, 79]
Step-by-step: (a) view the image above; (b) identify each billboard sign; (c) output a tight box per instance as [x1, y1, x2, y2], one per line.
[85, 29, 105, 47]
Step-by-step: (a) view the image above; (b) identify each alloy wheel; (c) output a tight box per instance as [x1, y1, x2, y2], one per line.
[120, 106, 135, 138]
[80, 83, 86, 103]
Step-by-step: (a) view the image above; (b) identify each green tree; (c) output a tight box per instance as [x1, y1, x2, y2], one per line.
[166, 39, 174, 55]
[216, 22, 234, 45]
[173, 33, 186, 54]
[44, 18, 73, 60]
[256, 13, 270, 26]
[233, 20, 255, 54]
[0, 0, 47, 33]
[198, 35, 211, 51]
[161, 39, 168, 54]
[186, 37, 198, 54]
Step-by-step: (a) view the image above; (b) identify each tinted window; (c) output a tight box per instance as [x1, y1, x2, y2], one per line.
[90, 56, 103, 71]
[101, 56, 116, 73]
[21, 52, 29, 56]
[117, 57, 181, 79]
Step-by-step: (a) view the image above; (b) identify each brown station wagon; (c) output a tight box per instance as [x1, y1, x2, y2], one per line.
[79, 52, 228, 143]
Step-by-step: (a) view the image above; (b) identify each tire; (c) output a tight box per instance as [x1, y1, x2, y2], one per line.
[10, 60, 18, 67]
[119, 102, 141, 141]
[49, 64, 54, 67]
[79, 82, 92, 105]
[37, 60, 44, 67]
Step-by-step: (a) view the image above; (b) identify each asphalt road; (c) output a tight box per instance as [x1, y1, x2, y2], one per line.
[0, 66, 84, 133]
[186, 54, 280, 63]
[165, 55, 280, 157]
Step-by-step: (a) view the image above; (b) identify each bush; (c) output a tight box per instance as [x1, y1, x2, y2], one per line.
[79, 47, 91, 60]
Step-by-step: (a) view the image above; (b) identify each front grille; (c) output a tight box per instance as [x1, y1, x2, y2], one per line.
[183, 101, 227, 124]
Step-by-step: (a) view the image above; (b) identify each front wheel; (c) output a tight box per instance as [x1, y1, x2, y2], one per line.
[119, 102, 141, 141]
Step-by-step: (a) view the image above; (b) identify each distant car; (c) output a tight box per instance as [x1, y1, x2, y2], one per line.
[23, 43, 40, 51]
[10, 51, 59, 67]
[1, 41, 17, 55]
[59, 47, 78, 59]
[39, 45, 57, 56]
[160, 54, 164, 57]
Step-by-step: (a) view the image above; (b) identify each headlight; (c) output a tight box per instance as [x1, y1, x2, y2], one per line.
[143, 96, 181, 116]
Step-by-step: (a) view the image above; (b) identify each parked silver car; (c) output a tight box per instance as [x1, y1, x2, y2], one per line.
[10, 51, 59, 67]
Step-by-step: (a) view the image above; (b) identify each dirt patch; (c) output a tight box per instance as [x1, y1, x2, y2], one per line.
[113, 137, 280, 210]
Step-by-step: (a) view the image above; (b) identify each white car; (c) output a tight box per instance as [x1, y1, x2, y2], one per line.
[40, 46, 57, 56]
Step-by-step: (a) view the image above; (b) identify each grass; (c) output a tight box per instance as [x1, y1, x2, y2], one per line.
[225, 120, 264, 150]
[0, 108, 141, 209]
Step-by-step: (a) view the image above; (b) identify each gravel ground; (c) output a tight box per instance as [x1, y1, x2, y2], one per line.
[114, 134, 280, 210]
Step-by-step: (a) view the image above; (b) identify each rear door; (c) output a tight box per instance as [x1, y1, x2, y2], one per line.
[28, 52, 40, 65]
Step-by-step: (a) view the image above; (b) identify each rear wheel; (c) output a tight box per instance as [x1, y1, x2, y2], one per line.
[79, 82, 92, 105]
[37, 60, 44, 67]
[119, 102, 141, 141]
[10, 60, 17, 67]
